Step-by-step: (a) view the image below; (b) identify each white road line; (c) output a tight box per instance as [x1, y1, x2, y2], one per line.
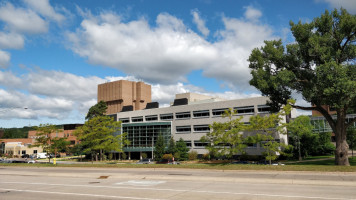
[0, 188, 165, 200]
[0, 181, 355, 200]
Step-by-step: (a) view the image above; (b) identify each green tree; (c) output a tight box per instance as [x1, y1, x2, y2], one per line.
[176, 138, 189, 161]
[201, 108, 246, 159]
[32, 124, 63, 162]
[246, 107, 291, 165]
[154, 134, 165, 160]
[248, 9, 356, 165]
[74, 115, 129, 162]
[167, 137, 177, 155]
[51, 138, 70, 157]
[86, 101, 108, 120]
[2, 126, 34, 138]
[287, 115, 314, 161]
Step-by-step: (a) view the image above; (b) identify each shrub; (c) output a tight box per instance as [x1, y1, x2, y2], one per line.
[202, 153, 210, 160]
[188, 150, 198, 160]
[162, 154, 173, 160]
[173, 152, 180, 161]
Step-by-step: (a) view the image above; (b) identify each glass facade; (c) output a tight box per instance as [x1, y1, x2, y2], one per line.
[122, 122, 171, 152]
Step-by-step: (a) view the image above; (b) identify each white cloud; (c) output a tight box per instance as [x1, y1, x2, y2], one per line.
[23, 0, 65, 22]
[0, 2, 48, 34]
[0, 32, 24, 49]
[0, 69, 102, 120]
[318, 0, 356, 14]
[244, 6, 262, 22]
[68, 12, 217, 84]
[0, 67, 259, 125]
[68, 8, 274, 90]
[25, 69, 103, 101]
[191, 10, 210, 37]
[0, 70, 23, 88]
[0, 50, 10, 68]
[203, 14, 274, 91]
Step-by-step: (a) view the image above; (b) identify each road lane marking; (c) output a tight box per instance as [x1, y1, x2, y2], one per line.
[0, 181, 355, 200]
[0, 188, 165, 200]
[115, 180, 166, 186]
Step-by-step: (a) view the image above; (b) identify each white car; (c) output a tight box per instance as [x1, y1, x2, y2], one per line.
[27, 160, 37, 164]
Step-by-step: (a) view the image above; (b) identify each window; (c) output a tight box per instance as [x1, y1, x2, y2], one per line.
[33, 150, 37, 154]
[21, 150, 26, 155]
[212, 108, 229, 117]
[234, 106, 255, 115]
[145, 115, 158, 121]
[193, 125, 210, 132]
[246, 143, 257, 148]
[194, 141, 208, 148]
[193, 110, 210, 118]
[176, 126, 191, 133]
[175, 112, 191, 119]
[119, 118, 130, 123]
[258, 105, 271, 113]
[184, 141, 192, 147]
[131, 116, 143, 122]
[160, 113, 173, 120]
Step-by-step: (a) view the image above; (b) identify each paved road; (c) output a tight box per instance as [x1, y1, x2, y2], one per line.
[0, 167, 356, 200]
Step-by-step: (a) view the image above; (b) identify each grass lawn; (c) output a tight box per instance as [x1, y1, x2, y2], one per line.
[291, 157, 356, 166]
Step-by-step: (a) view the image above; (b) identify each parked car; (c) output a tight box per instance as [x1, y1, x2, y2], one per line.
[12, 160, 27, 163]
[36, 153, 47, 159]
[136, 158, 154, 164]
[48, 154, 60, 158]
[156, 159, 180, 164]
[27, 160, 37, 164]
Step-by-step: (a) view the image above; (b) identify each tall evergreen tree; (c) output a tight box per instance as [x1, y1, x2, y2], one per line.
[74, 116, 129, 162]
[176, 138, 189, 161]
[167, 137, 176, 155]
[154, 134, 165, 160]
[86, 101, 108, 120]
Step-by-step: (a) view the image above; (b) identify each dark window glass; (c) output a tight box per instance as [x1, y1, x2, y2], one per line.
[184, 141, 192, 147]
[234, 106, 255, 114]
[132, 116, 143, 122]
[193, 125, 210, 132]
[193, 110, 210, 118]
[175, 112, 191, 119]
[160, 113, 173, 120]
[176, 126, 191, 133]
[194, 141, 208, 148]
[145, 115, 158, 121]
[212, 108, 229, 117]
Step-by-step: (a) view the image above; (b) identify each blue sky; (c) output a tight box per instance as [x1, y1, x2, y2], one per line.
[0, 0, 355, 128]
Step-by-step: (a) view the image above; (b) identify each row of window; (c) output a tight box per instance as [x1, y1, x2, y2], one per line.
[183, 141, 259, 148]
[176, 125, 210, 133]
[119, 105, 270, 123]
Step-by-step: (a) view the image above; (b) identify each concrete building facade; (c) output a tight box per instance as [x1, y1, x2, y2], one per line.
[98, 80, 151, 115]
[114, 93, 290, 159]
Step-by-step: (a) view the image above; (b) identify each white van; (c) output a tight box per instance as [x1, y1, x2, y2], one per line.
[36, 153, 47, 159]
